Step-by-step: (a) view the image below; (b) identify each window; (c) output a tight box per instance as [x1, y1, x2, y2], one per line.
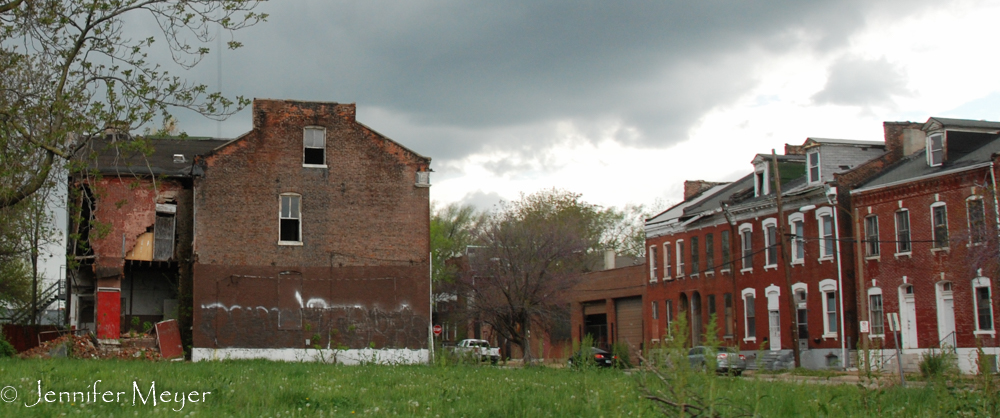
[303, 127, 326, 166]
[820, 279, 838, 337]
[973, 277, 994, 333]
[817, 208, 834, 258]
[663, 243, 671, 279]
[153, 204, 176, 262]
[707, 294, 716, 318]
[807, 151, 820, 183]
[652, 301, 659, 320]
[690, 237, 700, 275]
[789, 213, 805, 263]
[676, 240, 686, 277]
[895, 210, 911, 253]
[864, 215, 880, 257]
[665, 300, 673, 336]
[739, 224, 753, 271]
[721, 231, 731, 271]
[968, 198, 987, 244]
[763, 219, 778, 268]
[869, 290, 884, 336]
[754, 163, 769, 197]
[927, 133, 944, 167]
[743, 290, 757, 340]
[932, 203, 949, 249]
[279, 194, 302, 244]
[649, 246, 658, 282]
[705, 234, 714, 274]
[724, 293, 733, 336]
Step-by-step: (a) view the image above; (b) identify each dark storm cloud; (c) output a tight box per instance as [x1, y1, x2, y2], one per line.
[812, 56, 911, 107]
[172, 0, 931, 163]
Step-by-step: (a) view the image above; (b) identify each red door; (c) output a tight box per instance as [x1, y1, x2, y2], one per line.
[96, 290, 121, 339]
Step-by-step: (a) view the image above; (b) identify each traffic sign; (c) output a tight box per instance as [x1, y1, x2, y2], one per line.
[433, 324, 442, 336]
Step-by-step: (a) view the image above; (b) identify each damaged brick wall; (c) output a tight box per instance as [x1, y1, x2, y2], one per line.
[193, 99, 431, 351]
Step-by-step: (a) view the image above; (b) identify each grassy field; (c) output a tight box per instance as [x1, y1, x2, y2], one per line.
[0, 358, 996, 417]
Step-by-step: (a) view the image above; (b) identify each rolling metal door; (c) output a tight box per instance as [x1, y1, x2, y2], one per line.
[615, 297, 643, 348]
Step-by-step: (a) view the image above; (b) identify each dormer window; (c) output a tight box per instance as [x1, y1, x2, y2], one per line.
[303, 126, 326, 167]
[807, 151, 820, 183]
[927, 133, 944, 167]
[754, 163, 769, 197]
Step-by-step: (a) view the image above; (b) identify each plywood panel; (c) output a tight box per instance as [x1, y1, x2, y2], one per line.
[125, 232, 154, 261]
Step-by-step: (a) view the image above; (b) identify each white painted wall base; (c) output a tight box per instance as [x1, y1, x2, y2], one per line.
[192, 347, 430, 365]
[859, 347, 1000, 374]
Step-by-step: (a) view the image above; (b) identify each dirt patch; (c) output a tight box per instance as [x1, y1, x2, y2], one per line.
[19, 334, 163, 360]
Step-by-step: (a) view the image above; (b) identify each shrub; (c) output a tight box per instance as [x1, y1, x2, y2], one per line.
[0, 329, 16, 358]
[918, 348, 956, 380]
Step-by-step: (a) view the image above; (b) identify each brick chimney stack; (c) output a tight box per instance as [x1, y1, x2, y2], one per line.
[684, 180, 726, 201]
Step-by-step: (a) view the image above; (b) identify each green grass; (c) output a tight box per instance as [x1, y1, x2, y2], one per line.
[0, 358, 995, 417]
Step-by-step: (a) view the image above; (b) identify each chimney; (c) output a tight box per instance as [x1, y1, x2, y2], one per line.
[784, 144, 805, 155]
[604, 250, 616, 270]
[684, 180, 724, 201]
[883, 121, 924, 158]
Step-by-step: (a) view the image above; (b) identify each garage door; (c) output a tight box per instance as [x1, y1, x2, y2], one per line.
[615, 297, 643, 350]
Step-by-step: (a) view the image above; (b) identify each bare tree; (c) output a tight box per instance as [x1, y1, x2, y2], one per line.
[462, 189, 603, 364]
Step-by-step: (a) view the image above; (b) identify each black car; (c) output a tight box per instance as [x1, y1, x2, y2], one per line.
[568, 347, 617, 368]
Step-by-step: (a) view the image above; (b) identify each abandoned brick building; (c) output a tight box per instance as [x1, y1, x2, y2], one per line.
[69, 99, 433, 363]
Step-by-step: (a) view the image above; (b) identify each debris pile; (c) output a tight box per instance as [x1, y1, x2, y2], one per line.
[19, 333, 162, 360]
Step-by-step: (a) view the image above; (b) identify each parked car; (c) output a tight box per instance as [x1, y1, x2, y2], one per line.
[568, 347, 617, 368]
[453, 339, 500, 364]
[688, 346, 747, 375]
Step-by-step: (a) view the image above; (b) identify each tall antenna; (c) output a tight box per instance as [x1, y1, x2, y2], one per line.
[217, 25, 223, 139]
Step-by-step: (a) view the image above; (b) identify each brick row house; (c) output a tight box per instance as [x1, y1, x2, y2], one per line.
[848, 118, 1000, 373]
[638, 118, 1000, 373]
[69, 99, 434, 363]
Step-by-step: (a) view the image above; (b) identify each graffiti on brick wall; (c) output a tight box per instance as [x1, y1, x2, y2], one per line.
[199, 291, 427, 349]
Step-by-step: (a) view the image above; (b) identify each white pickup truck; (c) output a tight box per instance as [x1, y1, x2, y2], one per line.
[453, 339, 500, 364]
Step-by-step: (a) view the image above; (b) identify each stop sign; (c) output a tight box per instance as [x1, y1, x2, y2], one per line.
[433, 325, 443, 336]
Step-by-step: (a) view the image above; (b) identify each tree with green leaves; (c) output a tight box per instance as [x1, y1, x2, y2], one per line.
[430, 202, 485, 284]
[0, 0, 267, 209]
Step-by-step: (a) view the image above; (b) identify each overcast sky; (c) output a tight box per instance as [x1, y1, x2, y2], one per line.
[166, 0, 1000, 212]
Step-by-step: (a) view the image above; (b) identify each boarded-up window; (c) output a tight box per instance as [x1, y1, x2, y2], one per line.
[153, 213, 175, 261]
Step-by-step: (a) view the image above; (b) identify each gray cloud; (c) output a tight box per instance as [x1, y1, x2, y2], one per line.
[457, 190, 506, 211]
[167, 0, 933, 166]
[812, 56, 911, 107]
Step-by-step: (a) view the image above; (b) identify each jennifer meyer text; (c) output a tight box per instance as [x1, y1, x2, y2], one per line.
[2, 380, 211, 412]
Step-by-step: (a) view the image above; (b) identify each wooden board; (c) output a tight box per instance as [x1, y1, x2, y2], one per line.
[155, 319, 184, 359]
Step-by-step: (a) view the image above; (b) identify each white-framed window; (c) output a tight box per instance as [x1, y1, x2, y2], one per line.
[968, 196, 987, 245]
[279, 193, 303, 245]
[676, 240, 686, 277]
[973, 276, 995, 334]
[864, 215, 879, 257]
[763, 218, 778, 269]
[788, 213, 805, 264]
[663, 242, 671, 280]
[895, 210, 911, 254]
[739, 223, 753, 272]
[868, 287, 884, 337]
[807, 150, 821, 183]
[754, 163, 769, 197]
[816, 207, 834, 259]
[927, 133, 944, 167]
[931, 202, 949, 249]
[742, 288, 757, 341]
[652, 300, 659, 320]
[303, 126, 327, 167]
[665, 299, 673, 336]
[819, 279, 838, 338]
[649, 245, 658, 282]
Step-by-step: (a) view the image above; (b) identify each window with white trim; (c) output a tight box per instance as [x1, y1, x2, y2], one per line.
[820, 279, 838, 337]
[705, 233, 714, 274]
[652, 300, 659, 320]
[927, 133, 944, 167]
[968, 197, 987, 244]
[676, 240, 686, 277]
[816, 207, 834, 259]
[807, 151, 821, 183]
[869, 288, 884, 336]
[665, 299, 673, 336]
[663, 242, 671, 279]
[279, 194, 302, 244]
[303, 126, 326, 166]
[742, 289, 757, 340]
[973, 276, 994, 333]
[763, 218, 778, 268]
[895, 210, 911, 254]
[864, 215, 879, 257]
[754, 162, 769, 197]
[931, 202, 948, 249]
[739, 224, 753, 271]
[649, 245, 658, 282]
[789, 213, 805, 263]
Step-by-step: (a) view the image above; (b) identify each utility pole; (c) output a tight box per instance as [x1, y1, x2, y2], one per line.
[771, 150, 801, 368]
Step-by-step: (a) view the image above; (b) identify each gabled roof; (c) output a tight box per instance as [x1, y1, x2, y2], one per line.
[804, 137, 884, 147]
[923, 117, 1000, 133]
[81, 136, 230, 177]
[854, 135, 1000, 193]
